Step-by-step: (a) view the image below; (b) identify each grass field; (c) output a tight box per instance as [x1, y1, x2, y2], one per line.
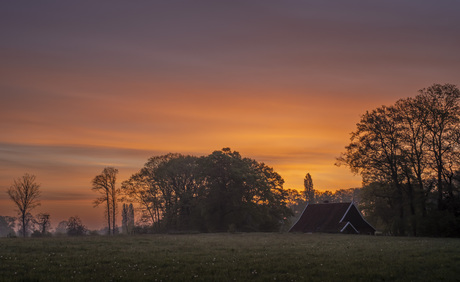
[0, 233, 459, 281]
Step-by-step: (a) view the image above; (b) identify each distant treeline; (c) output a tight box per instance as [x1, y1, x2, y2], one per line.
[3, 84, 459, 238]
[285, 187, 361, 221]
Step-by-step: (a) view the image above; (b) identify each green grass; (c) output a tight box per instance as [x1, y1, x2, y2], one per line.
[0, 233, 459, 281]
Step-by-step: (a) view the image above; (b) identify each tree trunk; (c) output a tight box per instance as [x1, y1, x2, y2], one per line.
[22, 213, 26, 237]
[398, 191, 405, 236]
[112, 193, 116, 235]
[106, 191, 111, 235]
[406, 178, 417, 236]
[437, 164, 444, 210]
[416, 174, 427, 218]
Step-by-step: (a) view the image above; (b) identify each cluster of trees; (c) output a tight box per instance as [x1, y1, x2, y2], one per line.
[2, 149, 294, 236]
[1, 173, 89, 237]
[338, 84, 460, 236]
[121, 148, 292, 232]
[64, 216, 88, 236]
[91, 167, 119, 235]
[6, 84, 459, 238]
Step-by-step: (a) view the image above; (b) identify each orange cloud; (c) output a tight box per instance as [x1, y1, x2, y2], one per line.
[1, 0, 459, 230]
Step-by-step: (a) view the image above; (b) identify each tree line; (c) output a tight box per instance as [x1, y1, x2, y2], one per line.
[118, 148, 292, 233]
[285, 173, 361, 224]
[1, 148, 296, 236]
[1, 174, 88, 237]
[338, 83, 460, 236]
[3, 83, 459, 237]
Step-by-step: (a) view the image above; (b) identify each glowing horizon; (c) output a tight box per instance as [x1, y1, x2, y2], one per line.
[1, 1, 459, 230]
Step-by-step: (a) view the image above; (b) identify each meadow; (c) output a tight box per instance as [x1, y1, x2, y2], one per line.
[0, 233, 459, 281]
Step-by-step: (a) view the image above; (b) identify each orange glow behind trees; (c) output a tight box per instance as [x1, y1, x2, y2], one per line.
[1, 1, 459, 229]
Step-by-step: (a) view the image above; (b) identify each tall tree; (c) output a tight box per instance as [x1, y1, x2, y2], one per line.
[92, 167, 119, 235]
[121, 155, 180, 228]
[122, 148, 292, 232]
[338, 83, 460, 236]
[121, 172, 162, 227]
[418, 84, 460, 210]
[199, 148, 291, 232]
[338, 105, 407, 234]
[154, 155, 203, 230]
[303, 173, 315, 203]
[7, 173, 41, 237]
[395, 96, 431, 217]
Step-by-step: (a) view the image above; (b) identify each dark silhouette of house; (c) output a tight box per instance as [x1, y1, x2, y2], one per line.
[289, 202, 375, 235]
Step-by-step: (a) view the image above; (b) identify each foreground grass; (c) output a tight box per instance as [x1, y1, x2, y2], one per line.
[0, 233, 459, 281]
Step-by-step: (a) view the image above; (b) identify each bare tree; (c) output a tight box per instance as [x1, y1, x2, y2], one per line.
[338, 83, 460, 236]
[92, 167, 119, 235]
[35, 213, 51, 235]
[7, 173, 41, 237]
[418, 84, 460, 210]
[121, 172, 163, 227]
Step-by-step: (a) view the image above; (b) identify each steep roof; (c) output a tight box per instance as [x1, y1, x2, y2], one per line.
[289, 202, 375, 234]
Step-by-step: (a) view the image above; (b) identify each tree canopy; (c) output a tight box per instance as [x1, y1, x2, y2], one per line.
[92, 167, 119, 235]
[338, 83, 460, 236]
[7, 173, 41, 237]
[122, 148, 292, 232]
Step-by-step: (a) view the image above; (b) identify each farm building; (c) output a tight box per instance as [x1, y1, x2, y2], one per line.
[289, 202, 375, 235]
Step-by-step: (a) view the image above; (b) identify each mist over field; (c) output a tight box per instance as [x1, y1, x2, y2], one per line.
[1, 233, 459, 281]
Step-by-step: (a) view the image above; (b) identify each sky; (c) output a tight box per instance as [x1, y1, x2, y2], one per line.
[1, 1, 460, 230]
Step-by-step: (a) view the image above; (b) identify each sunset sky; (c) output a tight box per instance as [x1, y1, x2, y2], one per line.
[1, 1, 459, 230]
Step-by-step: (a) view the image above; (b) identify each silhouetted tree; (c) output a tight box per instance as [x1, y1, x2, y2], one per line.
[122, 203, 135, 234]
[92, 167, 119, 235]
[359, 182, 401, 235]
[303, 173, 315, 203]
[121, 155, 179, 228]
[154, 155, 204, 231]
[338, 83, 460, 236]
[121, 172, 162, 227]
[197, 148, 292, 232]
[122, 148, 292, 232]
[7, 173, 41, 237]
[17, 213, 36, 237]
[66, 216, 87, 236]
[418, 84, 460, 211]
[284, 188, 306, 224]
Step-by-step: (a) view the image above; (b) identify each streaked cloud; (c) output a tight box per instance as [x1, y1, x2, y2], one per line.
[1, 0, 459, 229]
